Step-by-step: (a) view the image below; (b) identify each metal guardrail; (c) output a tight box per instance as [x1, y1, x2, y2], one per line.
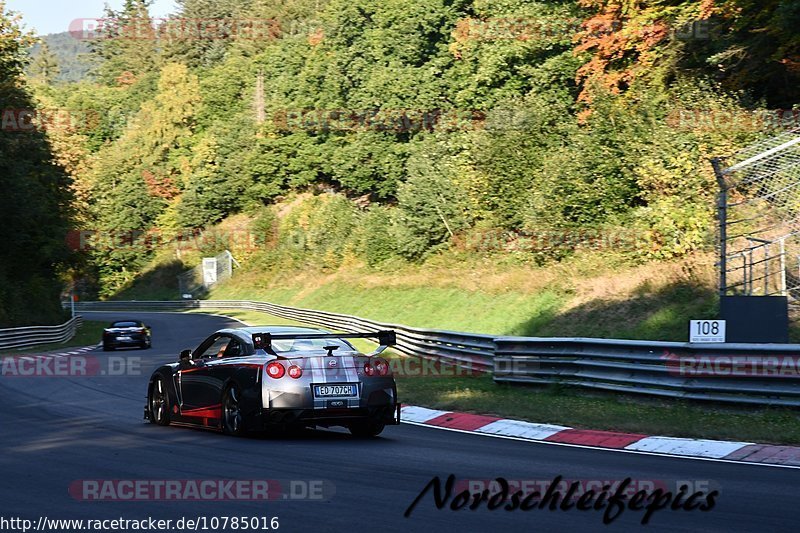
[74, 300, 800, 406]
[0, 316, 83, 350]
[73, 300, 495, 370]
[494, 337, 800, 407]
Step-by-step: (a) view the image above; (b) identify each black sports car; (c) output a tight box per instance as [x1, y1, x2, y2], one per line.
[102, 320, 152, 351]
[144, 326, 400, 437]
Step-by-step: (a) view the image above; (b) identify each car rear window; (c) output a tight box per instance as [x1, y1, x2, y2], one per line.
[270, 338, 354, 353]
[111, 321, 140, 328]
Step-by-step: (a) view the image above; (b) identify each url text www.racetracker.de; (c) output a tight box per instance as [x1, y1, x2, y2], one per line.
[0, 516, 280, 532]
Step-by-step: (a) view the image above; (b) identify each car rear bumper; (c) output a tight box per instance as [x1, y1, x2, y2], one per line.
[257, 403, 400, 429]
[104, 333, 148, 346]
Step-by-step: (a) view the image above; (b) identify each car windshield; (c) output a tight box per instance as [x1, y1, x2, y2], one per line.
[111, 321, 140, 328]
[269, 338, 355, 354]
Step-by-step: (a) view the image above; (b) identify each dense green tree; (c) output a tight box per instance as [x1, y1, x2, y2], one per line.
[394, 135, 472, 259]
[90, 0, 160, 86]
[29, 40, 59, 84]
[28, 0, 796, 295]
[0, 2, 74, 325]
[88, 63, 201, 293]
[27, 32, 94, 83]
[164, 0, 253, 67]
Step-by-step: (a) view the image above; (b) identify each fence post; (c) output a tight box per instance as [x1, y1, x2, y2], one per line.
[764, 243, 770, 295]
[711, 158, 727, 297]
[780, 237, 787, 296]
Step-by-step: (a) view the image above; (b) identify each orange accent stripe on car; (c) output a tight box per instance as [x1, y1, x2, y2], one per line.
[181, 404, 222, 419]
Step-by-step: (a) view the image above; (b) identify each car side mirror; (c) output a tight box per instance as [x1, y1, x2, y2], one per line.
[179, 349, 192, 364]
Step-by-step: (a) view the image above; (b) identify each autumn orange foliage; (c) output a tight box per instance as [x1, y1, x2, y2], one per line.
[574, 0, 716, 104]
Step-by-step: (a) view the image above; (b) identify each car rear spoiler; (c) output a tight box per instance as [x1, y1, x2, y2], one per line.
[252, 331, 397, 356]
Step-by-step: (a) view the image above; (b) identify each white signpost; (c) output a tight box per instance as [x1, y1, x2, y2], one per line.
[689, 320, 726, 343]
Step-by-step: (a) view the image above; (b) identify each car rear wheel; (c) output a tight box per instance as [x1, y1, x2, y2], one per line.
[222, 386, 246, 437]
[348, 420, 385, 438]
[103, 343, 114, 351]
[148, 377, 170, 426]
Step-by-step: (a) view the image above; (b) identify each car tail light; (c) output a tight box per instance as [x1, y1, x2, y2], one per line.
[363, 362, 375, 376]
[288, 365, 303, 379]
[137, 328, 147, 333]
[266, 362, 285, 379]
[374, 358, 389, 376]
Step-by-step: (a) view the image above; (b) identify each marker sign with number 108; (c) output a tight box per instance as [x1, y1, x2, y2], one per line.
[689, 320, 726, 343]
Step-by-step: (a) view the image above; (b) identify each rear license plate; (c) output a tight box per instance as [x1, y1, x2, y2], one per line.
[314, 384, 358, 398]
[117, 336, 132, 341]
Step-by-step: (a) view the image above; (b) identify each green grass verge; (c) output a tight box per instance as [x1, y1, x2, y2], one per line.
[212, 283, 567, 336]
[205, 257, 717, 341]
[192, 308, 800, 445]
[210, 275, 718, 341]
[9, 320, 106, 354]
[112, 248, 721, 341]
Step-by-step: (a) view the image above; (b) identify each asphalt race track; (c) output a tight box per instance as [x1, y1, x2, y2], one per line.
[1, 311, 798, 532]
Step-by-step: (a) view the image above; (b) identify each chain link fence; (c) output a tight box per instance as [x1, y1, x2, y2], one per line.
[713, 127, 800, 298]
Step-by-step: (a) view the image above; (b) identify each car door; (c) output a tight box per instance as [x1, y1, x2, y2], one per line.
[178, 334, 232, 415]
[199, 336, 249, 392]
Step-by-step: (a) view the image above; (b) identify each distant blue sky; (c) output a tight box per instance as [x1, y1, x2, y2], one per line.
[6, 0, 178, 36]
